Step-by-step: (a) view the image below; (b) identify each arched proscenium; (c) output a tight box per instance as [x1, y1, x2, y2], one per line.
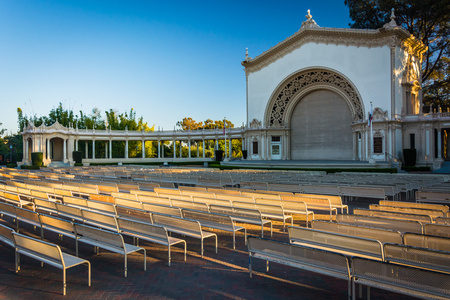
[265, 68, 364, 128]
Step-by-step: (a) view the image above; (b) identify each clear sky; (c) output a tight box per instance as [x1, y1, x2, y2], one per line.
[0, 0, 352, 135]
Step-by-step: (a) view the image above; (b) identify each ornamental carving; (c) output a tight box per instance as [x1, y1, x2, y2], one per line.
[267, 69, 364, 127]
[372, 107, 388, 121]
[249, 118, 262, 128]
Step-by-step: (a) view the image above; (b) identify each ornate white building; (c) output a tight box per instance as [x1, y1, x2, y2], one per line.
[241, 10, 449, 169]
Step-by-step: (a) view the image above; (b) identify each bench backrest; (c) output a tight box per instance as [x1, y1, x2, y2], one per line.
[353, 208, 432, 223]
[379, 200, 449, 213]
[53, 188, 73, 197]
[183, 209, 232, 226]
[97, 184, 119, 194]
[215, 194, 254, 203]
[0, 202, 17, 216]
[118, 218, 168, 242]
[339, 186, 386, 199]
[233, 201, 284, 216]
[193, 196, 232, 207]
[171, 199, 209, 212]
[281, 195, 331, 209]
[74, 223, 124, 249]
[435, 217, 450, 225]
[384, 243, 450, 274]
[241, 192, 280, 200]
[142, 203, 182, 217]
[137, 182, 160, 191]
[209, 204, 262, 221]
[151, 213, 201, 234]
[117, 183, 139, 192]
[115, 197, 143, 210]
[179, 190, 212, 198]
[13, 232, 63, 265]
[111, 192, 137, 201]
[56, 203, 83, 220]
[311, 221, 403, 244]
[138, 195, 171, 206]
[82, 210, 119, 232]
[130, 190, 158, 197]
[30, 190, 49, 200]
[16, 207, 41, 224]
[369, 204, 444, 219]
[402, 232, 450, 253]
[154, 187, 180, 195]
[86, 200, 117, 215]
[288, 226, 384, 259]
[3, 191, 20, 204]
[247, 236, 350, 276]
[40, 214, 74, 234]
[424, 224, 450, 238]
[63, 196, 88, 207]
[0, 223, 15, 247]
[336, 214, 423, 234]
[208, 188, 241, 196]
[116, 205, 152, 222]
[301, 185, 340, 195]
[294, 193, 343, 206]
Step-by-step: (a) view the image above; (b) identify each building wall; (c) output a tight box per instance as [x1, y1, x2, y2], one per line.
[247, 43, 392, 126]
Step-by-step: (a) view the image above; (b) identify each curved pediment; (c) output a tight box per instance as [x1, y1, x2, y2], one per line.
[47, 120, 68, 131]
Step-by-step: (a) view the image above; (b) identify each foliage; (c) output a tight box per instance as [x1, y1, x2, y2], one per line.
[345, 0, 450, 107]
[20, 165, 41, 170]
[31, 152, 43, 166]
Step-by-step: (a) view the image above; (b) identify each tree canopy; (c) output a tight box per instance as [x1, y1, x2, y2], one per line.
[17, 103, 154, 132]
[345, 0, 450, 107]
[176, 117, 234, 130]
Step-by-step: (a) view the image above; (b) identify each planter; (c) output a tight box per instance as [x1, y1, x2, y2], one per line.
[215, 150, 224, 161]
[31, 152, 43, 167]
[242, 150, 248, 159]
[73, 151, 83, 164]
[403, 149, 416, 167]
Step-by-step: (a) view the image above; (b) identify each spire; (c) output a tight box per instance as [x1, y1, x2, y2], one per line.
[300, 9, 319, 29]
[383, 8, 398, 29]
[245, 48, 251, 62]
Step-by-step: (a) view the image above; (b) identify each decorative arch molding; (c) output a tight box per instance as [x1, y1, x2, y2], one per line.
[264, 67, 365, 128]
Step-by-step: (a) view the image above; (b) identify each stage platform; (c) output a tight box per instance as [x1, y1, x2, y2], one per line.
[221, 159, 394, 170]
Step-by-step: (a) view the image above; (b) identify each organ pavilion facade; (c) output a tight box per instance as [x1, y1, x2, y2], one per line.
[241, 10, 450, 169]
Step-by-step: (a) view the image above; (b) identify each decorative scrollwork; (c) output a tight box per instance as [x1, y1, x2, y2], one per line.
[268, 69, 364, 127]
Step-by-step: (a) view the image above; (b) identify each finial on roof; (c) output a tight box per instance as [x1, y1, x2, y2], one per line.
[383, 8, 398, 29]
[245, 48, 251, 62]
[300, 9, 319, 29]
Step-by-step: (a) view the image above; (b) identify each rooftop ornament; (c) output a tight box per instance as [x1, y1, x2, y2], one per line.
[383, 8, 399, 29]
[300, 9, 320, 29]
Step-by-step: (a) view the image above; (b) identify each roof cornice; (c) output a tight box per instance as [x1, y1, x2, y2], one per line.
[242, 27, 427, 75]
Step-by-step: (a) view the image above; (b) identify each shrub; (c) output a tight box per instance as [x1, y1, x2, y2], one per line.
[31, 152, 43, 167]
[6, 163, 17, 168]
[21, 165, 40, 170]
[74, 162, 83, 166]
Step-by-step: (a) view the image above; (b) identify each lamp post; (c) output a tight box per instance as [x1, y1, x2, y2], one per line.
[9, 144, 12, 163]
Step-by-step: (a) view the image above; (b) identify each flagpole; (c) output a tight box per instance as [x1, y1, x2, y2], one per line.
[224, 117, 227, 159]
[370, 102, 373, 159]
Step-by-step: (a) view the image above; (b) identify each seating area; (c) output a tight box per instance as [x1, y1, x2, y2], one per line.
[0, 166, 449, 298]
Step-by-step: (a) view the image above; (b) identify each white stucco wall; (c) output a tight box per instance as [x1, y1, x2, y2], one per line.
[247, 42, 392, 126]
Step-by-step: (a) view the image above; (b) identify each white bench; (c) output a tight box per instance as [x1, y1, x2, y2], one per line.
[182, 209, 246, 249]
[13, 232, 91, 296]
[74, 223, 146, 277]
[151, 213, 217, 257]
[233, 201, 293, 232]
[118, 217, 186, 266]
[247, 236, 352, 299]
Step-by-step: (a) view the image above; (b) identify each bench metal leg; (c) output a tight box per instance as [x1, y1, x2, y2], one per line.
[124, 253, 128, 277]
[266, 260, 269, 272]
[168, 245, 171, 267]
[63, 269, 66, 296]
[249, 255, 252, 278]
[201, 239, 204, 258]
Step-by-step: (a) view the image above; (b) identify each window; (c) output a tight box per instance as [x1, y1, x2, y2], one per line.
[252, 141, 258, 155]
[373, 137, 383, 154]
[271, 136, 280, 142]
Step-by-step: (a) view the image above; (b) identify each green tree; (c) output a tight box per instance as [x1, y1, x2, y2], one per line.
[345, 0, 450, 107]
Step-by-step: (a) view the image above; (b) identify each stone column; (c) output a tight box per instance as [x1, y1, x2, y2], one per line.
[188, 140, 191, 158]
[46, 139, 50, 159]
[142, 140, 145, 158]
[109, 140, 112, 159]
[75, 139, 78, 151]
[92, 140, 95, 159]
[125, 140, 129, 158]
[158, 140, 161, 158]
[63, 139, 67, 160]
[25, 140, 29, 162]
[437, 129, 442, 158]
[85, 141, 88, 159]
[173, 140, 176, 158]
[202, 140, 205, 158]
[180, 141, 182, 157]
[105, 142, 108, 158]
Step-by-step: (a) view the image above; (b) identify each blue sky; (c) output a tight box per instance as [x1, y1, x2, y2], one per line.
[0, 0, 352, 134]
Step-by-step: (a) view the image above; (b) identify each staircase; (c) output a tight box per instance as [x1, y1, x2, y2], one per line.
[48, 161, 71, 168]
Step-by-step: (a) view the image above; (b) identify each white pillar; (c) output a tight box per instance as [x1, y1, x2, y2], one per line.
[92, 140, 95, 159]
[75, 139, 78, 151]
[173, 140, 176, 158]
[142, 140, 145, 158]
[215, 139, 218, 150]
[85, 141, 88, 159]
[229, 138, 232, 158]
[188, 140, 191, 158]
[25, 140, 29, 162]
[180, 141, 182, 157]
[162, 141, 164, 158]
[63, 139, 67, 160]
[125, 140, 129, 158]
[109, 140, 112, 159]
[158, 141, 161, 158]
[203, 140, 205, 158]
[438, 130, 442, 158]
[46, 139, 50, 159]
[105, 142, 108, 158]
